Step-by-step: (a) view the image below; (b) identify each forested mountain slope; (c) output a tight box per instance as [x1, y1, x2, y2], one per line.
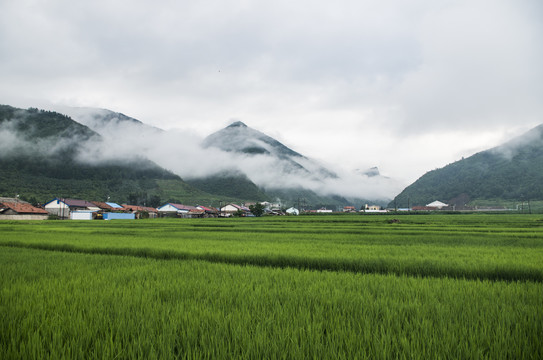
[390, 124, 543, 208]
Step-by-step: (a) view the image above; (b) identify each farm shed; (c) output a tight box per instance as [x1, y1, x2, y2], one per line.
[70, 211, 95, 220]
[0, 198, 49, 220]
[103, 213, 135, 220]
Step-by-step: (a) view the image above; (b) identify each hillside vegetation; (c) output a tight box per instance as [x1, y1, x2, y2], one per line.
[0, 105, 215, 205]
[391, 124, 543, 208]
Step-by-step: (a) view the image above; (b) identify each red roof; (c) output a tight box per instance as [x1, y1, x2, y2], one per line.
[411, 206, 437, 211]
[123, 204, 158, 212]
[188, 209, 205, 215]
[197, 206, 218, 213]
[90, 201, 115, 210]
[0, 202, 48, 215]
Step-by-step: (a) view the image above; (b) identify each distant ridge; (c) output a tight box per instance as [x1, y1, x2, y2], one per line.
[0, 105, 211, 205]
[1, 104, 396, 208]
[390, 124, 543, 208]
[203, 120, 305, 159]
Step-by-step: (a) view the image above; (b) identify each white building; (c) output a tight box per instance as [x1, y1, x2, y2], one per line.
[286, 207, 300, 215]
[70, 211, 94, 220]
[426, 200, 448, 209]
[157, 203, 197, 217]
[44, 198, 96, 219]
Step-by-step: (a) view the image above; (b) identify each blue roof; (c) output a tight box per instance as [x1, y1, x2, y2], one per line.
[105, 202, 124, 209]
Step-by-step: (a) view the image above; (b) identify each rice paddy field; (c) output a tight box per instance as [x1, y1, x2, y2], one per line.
[1, 214, 542, 359]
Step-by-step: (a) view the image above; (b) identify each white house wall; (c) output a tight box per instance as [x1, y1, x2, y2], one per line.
[0, 214, 48, 220]
[221, 205, 239, 212]
[44, 202, 71, 218]
[45, 201, 69, 210]
[157, 204, 179, 212]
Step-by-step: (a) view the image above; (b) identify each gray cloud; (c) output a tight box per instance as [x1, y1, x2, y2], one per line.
[1, 0, 541, 185]
[58, 107, 401, 200]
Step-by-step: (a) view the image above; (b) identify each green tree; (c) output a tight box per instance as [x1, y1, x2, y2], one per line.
[149, 195, 162, 208]
[249, 202, 265, 217]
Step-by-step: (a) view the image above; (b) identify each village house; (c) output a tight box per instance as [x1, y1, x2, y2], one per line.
[157, 203, 198, 218]
[363, 204, 387, 213]
[87, 201, 129, 219]
[261, 201, 281, 209]
[196, 205, 219, 218]
[122, 204, 159, 219]
[343, 206, 356, 212]
[220, 204, 252, 217]
[44, 198, 97, 219]
[0, 197, 49, 220]
[91, 201, 117, 212]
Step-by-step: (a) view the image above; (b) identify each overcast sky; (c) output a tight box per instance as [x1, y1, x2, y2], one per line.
[1, 0, 542, 185]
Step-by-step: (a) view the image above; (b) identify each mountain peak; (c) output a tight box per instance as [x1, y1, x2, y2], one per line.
[227, 121, 247, 128]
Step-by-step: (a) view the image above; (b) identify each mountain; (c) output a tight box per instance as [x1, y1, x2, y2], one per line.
[55, 107, 164, 150]
[1, 104, 396, 208]
[203, 121, 337, 179]
[190, 121, 395, 208]
[0, 105, 213, 206]
[390, 124, 543, 208]
[192, 121, 363, 208]
[358, 167, 382, 178]
[185, 170, 270, 201]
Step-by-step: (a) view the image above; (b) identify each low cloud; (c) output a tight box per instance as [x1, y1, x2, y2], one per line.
[63, 108, 401, 200]
[1, 0, 541, 186]
[489, 124, 543, 161]
[0, 117, 90, 158]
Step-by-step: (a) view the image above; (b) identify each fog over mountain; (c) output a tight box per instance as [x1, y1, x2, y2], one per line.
[61, 106, 402, 202]
[2, 1, 541, 189]
[0, 105, 199, 205]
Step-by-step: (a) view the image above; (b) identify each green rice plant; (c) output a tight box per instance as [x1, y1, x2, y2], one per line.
[1, 247, 542, 359]
[1, 214, 542, 281]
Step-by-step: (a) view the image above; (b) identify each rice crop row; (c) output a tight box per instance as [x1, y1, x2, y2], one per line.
[1, 247, 541, 359]
[1, 214, 542, 282]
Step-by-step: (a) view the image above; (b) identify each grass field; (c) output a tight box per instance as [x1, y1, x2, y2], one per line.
[1, 214, 542, 358]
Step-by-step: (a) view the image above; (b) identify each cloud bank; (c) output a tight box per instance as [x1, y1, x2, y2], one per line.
[59, 108, 402, 200]
[1, 0, 541, 184]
